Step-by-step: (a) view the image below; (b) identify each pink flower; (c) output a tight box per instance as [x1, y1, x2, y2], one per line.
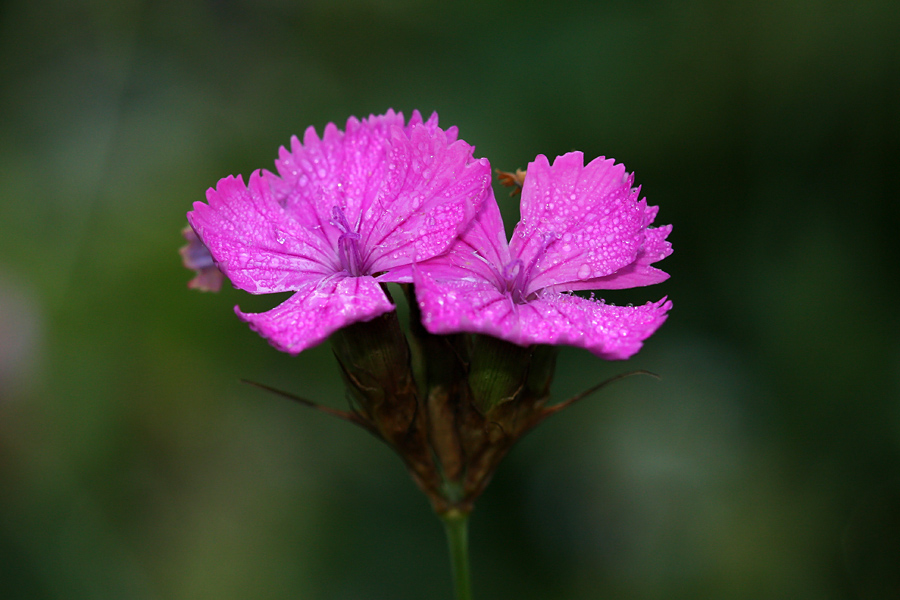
[412, 151, 672, 360]
[187, 110, 491, 354]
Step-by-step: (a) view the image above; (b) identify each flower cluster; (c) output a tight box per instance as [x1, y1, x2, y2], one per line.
[183, 109, 672, 512]
[186, 110, 671, 359]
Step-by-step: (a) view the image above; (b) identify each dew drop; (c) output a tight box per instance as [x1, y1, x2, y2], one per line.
[577, 264, 591, 280]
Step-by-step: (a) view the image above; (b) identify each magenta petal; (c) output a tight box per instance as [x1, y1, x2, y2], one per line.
[416, 270, 672, 360]
[188, 172, 335, 294]
[415, 271, 517, 336]
[450, 188, 512, 272]
[550, 223, 673, 292]
[272, 114, 400, 250]
[362, 123, 491, 272]
[390, 188, 511, 286]
[407, 109, 459, 142]
[510, 152, 654, 294]
[236, 275, 394, 354]
[523, 293, 672, 359]
[269, 110, 489, 275]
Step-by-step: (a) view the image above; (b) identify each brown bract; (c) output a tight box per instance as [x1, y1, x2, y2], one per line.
[252, 283, 655, 516]
[496, 168, 527, 196]
[328, 285, 560, 515]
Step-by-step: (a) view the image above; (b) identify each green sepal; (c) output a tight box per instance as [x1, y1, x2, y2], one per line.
[466, 334, 533, 412]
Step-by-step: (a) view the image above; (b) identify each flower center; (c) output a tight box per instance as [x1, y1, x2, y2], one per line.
[501, 259, 529, 304]
[330, 206, 364, 276]
[498, 232, 556, 304]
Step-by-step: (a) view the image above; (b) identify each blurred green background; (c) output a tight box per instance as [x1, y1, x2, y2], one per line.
[1, 0, 899, 598]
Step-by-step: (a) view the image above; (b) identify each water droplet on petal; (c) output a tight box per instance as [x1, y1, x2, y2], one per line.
[577, 264, 591, 279]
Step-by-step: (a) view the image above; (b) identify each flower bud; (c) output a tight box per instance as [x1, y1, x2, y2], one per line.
[329, 301, 441, 499]
[466, 334, 532, 413]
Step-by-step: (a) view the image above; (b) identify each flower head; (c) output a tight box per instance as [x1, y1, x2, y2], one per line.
[187, 110, 492, 354]
[412, 151, 672, 359]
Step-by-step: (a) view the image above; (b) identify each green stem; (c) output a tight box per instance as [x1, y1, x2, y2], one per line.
[441, 509, 472, 600]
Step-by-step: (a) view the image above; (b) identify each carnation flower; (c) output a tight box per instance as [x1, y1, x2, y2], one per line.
[412, 151, 672, 359]
[187, 110, 491, 354]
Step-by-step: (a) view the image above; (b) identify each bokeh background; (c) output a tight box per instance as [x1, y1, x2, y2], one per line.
[2, 0, 899, 598]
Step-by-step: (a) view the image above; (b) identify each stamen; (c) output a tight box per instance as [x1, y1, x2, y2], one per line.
[475, 232, 558, 305]
[501, 259, 528, 304]
[502, 232, 556, 303]
[330, 205, 364, 276]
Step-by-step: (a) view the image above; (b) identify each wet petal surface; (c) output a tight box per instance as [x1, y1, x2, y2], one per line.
[416, 270, 671, 360]
[235, 275, 394, 354]
[188, 171, 335, 294]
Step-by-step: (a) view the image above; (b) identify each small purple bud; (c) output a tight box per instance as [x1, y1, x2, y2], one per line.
[180, 226, 223, 292]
